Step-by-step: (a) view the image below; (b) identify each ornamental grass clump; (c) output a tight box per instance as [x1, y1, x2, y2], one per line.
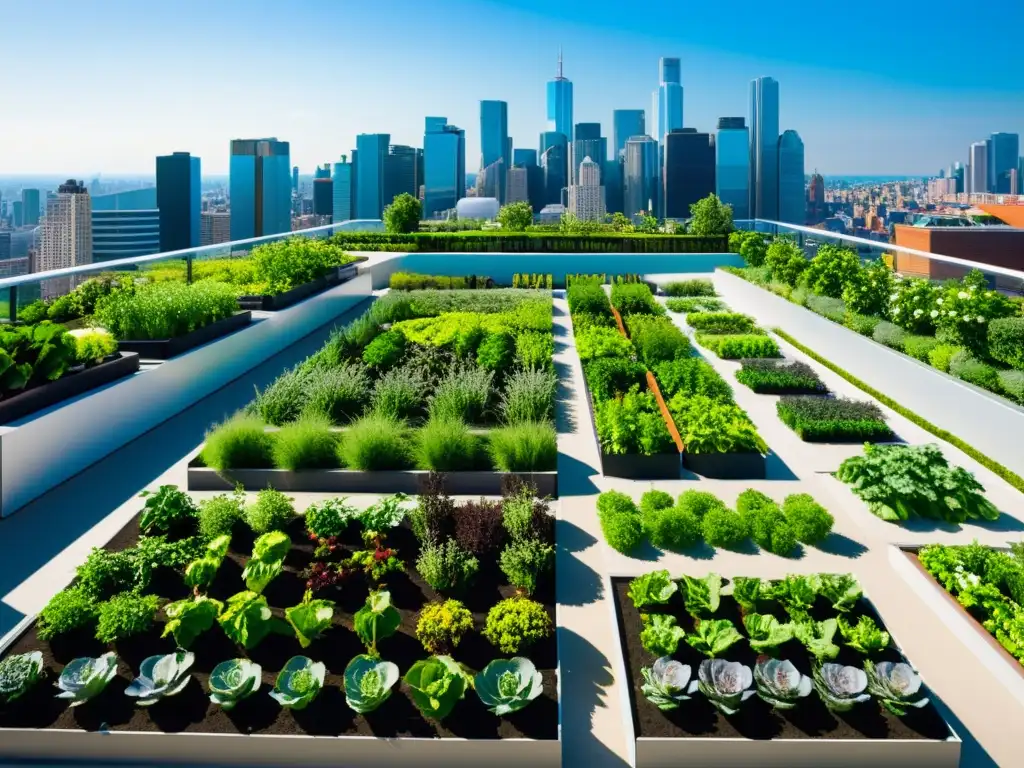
[201, 414, 274, 472]
[499, 367, 556, 424]
[776, 395, 893, 442]
[271, 415, 340, 470]
[488, 421, 557, 472]
[94, 280, 238, 340]
[414, 418, 484, 471]
[339, 413, 412, 470]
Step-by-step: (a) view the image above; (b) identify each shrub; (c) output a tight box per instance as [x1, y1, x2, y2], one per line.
[428, 365, 493, 424]
[340, 413, 412, 470]
[383, 193, 421, 234]
[610, 282, 661, 316]
[782, 493, 834, 545]
[645, 506, 702, 551]
[499, 538, 554, 595]
[38, 586, 98, 640]
[701, 507, 748, 549]
[844, 311, 881, 336]
[502, 486, 555, 545]
[764, 239, 808, 286]
[626, 314, 693, 364]
[736, 489, 776, 521]
[686, 311, 757, 334]
[664, 279, 715, 297]
[928, 343, 961, 372]
[271, 416, 340, 470]
[371, 365, 428, 421]
[95, 593, 160, 643]
[302, 363, 371, 424]
[198, 491, 245, 539]
[410, 473, 456, 544]
[566, 283, 610, 315]
[201, 414, 274, 472]
[653, 357, 734, 402]
[842, 258, 895, 316]
[889, 277, 940, 334]
[584, 357, 646, 401]
[305, 497, 357, 539]
[949, 350, 1000, 390]
[596, 491, 644, 553]
[75, 548, 140, 601]
[570, 311, 615, 333]
[94, 280, 238, 340]
[998, 369, 1024, 404]
[488, 421, 557, 471]
[933, 269, 1016, 356]
[595, 391, 675, 456]
[245, 488, 296, 534]
[483, 597, 553, 654]
[639, 490, 675, 517]
[454, 499, 506, 555]
[696, 333, 779, 359]
[415, 418, 484, 471]
[248, 237, 351, 293]
[776, 396, 893, 442]
[669, 394, 766, 454]
[676, 490, 727, 518]
[730, 230, 769, 266]
[803, 244, 861, 298]
[735, 359, 825, 394]
[902, 335, 940, 363]
[416, 539, 479, 593]
[736, 493, 797, 556]
[251, 368, 308, 426]
[362, 329, 407, 370]
[665, 297, 726, 313]
[988, 317, 1024, 370]
[515, 331, 554, 369]
[477, 332, 516, 375]
[576, 326, 633, 361]
[70, 328, 117, 365]
[805, 295, 847, 323]
[500, 367, 556, 424]
[416, 600, 474, 654]
[872, 321, 907, 351]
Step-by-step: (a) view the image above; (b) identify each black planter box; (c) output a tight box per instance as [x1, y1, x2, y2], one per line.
[0, 352, 140, 425]
[683, 450, 766, 479]
[115, 311, 252, 360]
[187, 459, 558, 497]
[599, 449, 681, 479]
[237, 262, 359, 311]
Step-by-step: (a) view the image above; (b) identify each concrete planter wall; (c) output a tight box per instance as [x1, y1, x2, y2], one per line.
[683, 450, 766, 479]
[0, 274, 373, 518]
[715, 269, 1024, 478]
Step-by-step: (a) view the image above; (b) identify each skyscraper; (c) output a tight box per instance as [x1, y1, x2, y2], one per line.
[540, 131, 569, 207]
[546, 50, 573, 140]
[623, 135, 659, 217]
[313, 169, 333, 219]
[292, 166, 299, 193]
[715, 117, 750, 221]
[38, 180, 92, 298]
[989, 133, 1020, 194]
[12, 200, 23, 228]
[201, 212, 231, 245]
[969, 142, 988, 195]
[423, 118, 466, 218]
[663, 129, 715, 219]
[603, 159, 623, 215]
[21, 189, 41, 226]
[333, 155, 355, 222]
[807, 172, 825, 223]
[572, 123, 606, 184]
[229, 138, 291, 240]
[355, 133, 390, 220]
[506, 166, 529, 205]
[567, 156, 605, 222]
[479, 100, 510, 204]
[612, 110, 645, 160]
[656, 58, 684, 143]
[384, 145, 421, 209]
[156, 151, 200, 252]
[778, 129, 805, 224]
[513, 148, 544, 213]
[749, 77, 780, 220]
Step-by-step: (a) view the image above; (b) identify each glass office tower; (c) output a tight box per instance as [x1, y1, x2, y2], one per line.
[355, 134, 390, 220]
[572, 122, 606, 184]
[990, 132, 1020, 194]
[663, 128, 715, 219]
[657, 58, 683, 143]
[423, 117, 466, 218]
[384, 145, 421, 208]
[613, 110, 645, 160]
[623, 135, 659, 217]
[546, 50, 573, 140]
[480, 101, 510, 203]
[540, 131, 569, 207]
[333, 155, 354, 222]
[156, 151, 200, 252]
[749, 77, 780, 220]
[229, 138, 291, 241]
[778, 129, 805, 225]
[21, 189, 40, 226]
[514, 149, 545, 213]
[716, 117, 750, 220]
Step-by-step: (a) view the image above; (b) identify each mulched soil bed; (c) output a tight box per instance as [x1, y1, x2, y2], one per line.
[0, 515, 557, 740]
[611, 577, 950, 742]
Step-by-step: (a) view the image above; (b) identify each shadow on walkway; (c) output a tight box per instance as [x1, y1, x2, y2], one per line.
[555, 520, 603, 607]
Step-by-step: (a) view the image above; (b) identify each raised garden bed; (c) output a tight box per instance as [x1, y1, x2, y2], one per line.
[0, 494, 560, 766]
[683, 450, 766, 480]
[238, 264, 357, 311]
[116, 312, 252, 360]
[610, 575, 960, 767]
[186, 456, 558, 498]
[0, 352, 140, 425]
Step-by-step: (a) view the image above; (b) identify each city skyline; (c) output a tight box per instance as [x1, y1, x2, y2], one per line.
[1, 0, 1021, 177]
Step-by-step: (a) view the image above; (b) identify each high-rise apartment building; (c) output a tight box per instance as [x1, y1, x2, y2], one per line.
[480, 100, 510, 204]
[200, 211, 231, 245]
[292, 166, 299, 193]
[92, 210, 161, 262]
[333, 155, 355, 222]
[715, 117, 750, 221]
[612, 110, 645, 160]
[540, 131, 569, 207]
[229, 138, 291, 241]
[807, 172, 825, 223]
[989, 133, 1020, 194]
[749, 77, 780, 220]
[663, 129, 715, 219]
[383, 145, 422, 209]
[38, 180, 92, 298]
[355, 134, 390, 220]
[968, 142, 988, 195]
[656, 58, 683, 143]
[156, 151, 200, 252]
[423, 118, 466, 218]
[572, 123, 606, 185]
[567, 156, 605, 222]
[778, 129, 805, 225]
[546, 50, 573, 141]
[313, 173, 333, 219]
[623, 135, 659, 217]
[506, 166, 529, 205]
[513, 148, 544, 213]
[12, 200, 23, 228]
[0, 232, 11, 262]
[21, 189, 41, 226]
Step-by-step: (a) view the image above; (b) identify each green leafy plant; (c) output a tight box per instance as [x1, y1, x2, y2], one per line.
[782, 494, 834, 545]
[340, 413, 412, 470]
[499, 538, 554, 595]
[344, 654, 399, 713]
[665, 296, 726, 313]
[244, 488, 296, 534]
[731, 577, 766, 614]
[817, 573, 862, 612]
[483, 596, 553, 654]
[218, 591, 273, 650]
[487, 421, 558, 471]
[201, 414, 275, 472]
[0, 652, 44, 704]
[403, 655, 471, 720]
[416, 539, 480, 593]
[95, 593, 160, 643]
[627, 569, 679, 611]
[625, 314, 692, 364]
[514, 330, 555, 369]
[743, 614, 795, 654]
[184, 535, 232, 592]
[696, 332, 780, 359]
[138, 484, 197, 535]
[670, 394, 766, 454]
[754, 657, 812, 710]
[162, 596, 223, 648]
[242, 531, 291, 593]
[416, 599, 474, 654]
[475, 657, 544, 715]
[371, 365, 428, 421]
[197, 490, 245, 539]
[664, 278, 715, 297]
[838, 615, 890, 655]
[641, 657, 698, 710]
[415, 418, 483, 471]
[777, 395, 892, 441]
[645, 504, 702, 551]
[595, 390, 675, 456]
[271, 415, 340, 470]
[989, 317, 1024, 370]
[700, 507, 749, 550]
[94, 280, 239, 341]
[685, 618, 743, 657]
[610, 282, 661, 316]
[354, 590, 401, 657]
[697, 659, 755, 715]
[686, 311, 757, 334]
[208, 658, 261, 710]
[640, 613, 687, 656]
[596, 490, 644, 553]
[872, 320, 907, 351]
[889, 276, 940, 334]
[270, 656, 326, 710]
[362, 329, 407, 370]
[928, 343, 961, 372]
[681, 573, 723, 617]
[55, 652, 118, 707]
[499, 367, 556, 424]
[302, 362, 372, 424]
[428, 364, 494, 424]
[842, 258, 895, 316]
[576, 326, 633, 361]
[803, 244, 862, 298]
[864, 660, 929, 716]
[305, 497, 358, 539]
[933, 269, 1016, 356]
[37, 586, 97, 640]
[735, 359, 826, 394]
[583, 356, 646, 401]
[949, 350, 1000, 390]
[477, 331, 516, 374]
[125, 651, 194, 707]
[795, 618, 840, 661]
[764, 238, 808, 286]
[285, 590, 336, 648]
[771, 574, 820, 620]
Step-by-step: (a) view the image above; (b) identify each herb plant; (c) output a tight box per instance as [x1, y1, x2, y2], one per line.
[244, 488, 296, 534]
[483, 597, 553, 654]
[416, 599, 474, 654]
[138, 484, 197, 534]
[95, 593, 160, 644]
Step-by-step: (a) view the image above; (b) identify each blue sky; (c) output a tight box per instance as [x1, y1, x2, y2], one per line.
[3, 0, 1022, 177]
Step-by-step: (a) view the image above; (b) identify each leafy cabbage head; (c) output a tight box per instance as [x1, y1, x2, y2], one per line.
[640, 657, 697, 711]
[403, 655, 469, 721]
[697, 659, 754, 715]
[813, 662, 869, 712]
[56, 652, 118, 707]
[474, 657, 544, 716]
[270, 656, 326, 710]
[344, 654, 399, 714]
[753, 657, 812, 710]
[0, 651, 44, 704]
[864, 660, 929, 716]
[125, 651, 194, 707]
[208, 658, 261, 710]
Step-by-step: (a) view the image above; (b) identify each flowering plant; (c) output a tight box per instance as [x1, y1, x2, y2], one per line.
[842, 259, 895, 317]
[933, 270, 1015, 355]
[889, 277, 940, 334]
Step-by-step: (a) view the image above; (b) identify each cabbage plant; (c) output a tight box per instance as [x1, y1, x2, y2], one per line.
[0, 651, 44, 704]
[474, 657, 543, 716]
[285, 590, 336, 648]
[208, 658, 261, 710]
[163, 596, 223, 648]
[697, 659, 754, 715]
[403, 655, 470, 720]
[681, 573, 723, 618]
[344, 654, 399, 714]
[743, 614, 794, 655]
[627, 570, 678, 611]
[270, 656, 325, 710]
[55, 652, 118, 707]
[354, 591, 401, 657]
[753, 657, 812, 710]
[838, 615, 890, 655]
[864, 660, 929, 716]
[125, 651, 194, 707]
[813, 662, 870, 712]
[685, 618, 742, 658]
[640, 657, 697, 711]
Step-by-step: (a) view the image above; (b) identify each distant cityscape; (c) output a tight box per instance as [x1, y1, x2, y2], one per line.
[0, 54, 1021, 290]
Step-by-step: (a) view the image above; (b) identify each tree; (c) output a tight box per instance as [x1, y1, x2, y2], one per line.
[688, 194, 734, 236]
[496, 202, 534, 232]
[559, 212, 598, 235]
[608, 212, 633, 232]
[382, 193, 422, 234]
[636, 215, 659, 234]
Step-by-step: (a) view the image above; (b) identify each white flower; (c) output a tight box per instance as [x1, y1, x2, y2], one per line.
[958, 291, 969, 299]
[892, 308, 900, 315]
[948, 312, 957, 318]
[930, 310, 939, 318]
[890, 293, 900, 301]
[913, 308, 923, 316]
[936, 298, 944, 305]
[977, 316, 985, 323]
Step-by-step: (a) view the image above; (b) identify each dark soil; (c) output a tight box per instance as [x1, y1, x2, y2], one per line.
[0, 512, 557, 740]
[611, 577, 951, 741]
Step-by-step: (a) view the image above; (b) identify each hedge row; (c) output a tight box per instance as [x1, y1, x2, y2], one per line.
[331, 232, 728, 254]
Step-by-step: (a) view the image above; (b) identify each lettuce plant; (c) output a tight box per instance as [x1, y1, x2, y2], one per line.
[55, 652, 118, 707]
[219, 591, 273, 650]
[685, 618, 742, 658]
[697, 659, 754, 715]
[743, 614, 794, 655]
[813, 663, 869, 712]
[403, 655, 470, 720]
[641, 657, 697, 711]
[138, 484, 198, 535]
[818, 573, 862, 613]
[474, 657, 544, 716]
[242, 531, 291, 594]
[354, 590, 401, 657]
[681, 573, 723, 617]
[0, 651, 44, 704]
[795, 618, 840, 662]
[358, 493, 409, 541]
[208, 659, 261, 710]
[627, 570, 678, 611]
[865, 660, 929, 716]
[771, 574, 820, 620]
[838, 615, 890, 655]
[731, 576, 766, 614]
[163, 596, 223, 648]
[640, 613, 686, 657]
[270, 656, 325, 710]
[344, 654, 399, 714]
[754, 657, 812, 710]
[125, 651, 194, 707]
[285, 590, 336, 648]
[184, 534, 231, 592]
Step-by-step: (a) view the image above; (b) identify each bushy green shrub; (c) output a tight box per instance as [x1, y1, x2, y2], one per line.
[499, 367, 556, 424]
[95, 593, 160, 643]
[871, 321, 907, 351]
[476, 331, 516, 375]
[902, 335, 940, 363]
[664, 279, 715, 297]
[645, 506, 701, 551]
[949, 350, 1000, 390]
[272, 415, 340, 470]
[515, 330, 554, 369]
[998, 369, 1024, 404]
[737, 492, 797, 556]
[428, 365, 493, 424]
[736, 489, 777, 521]
[735, 359, 825, 394]
[362, 329, 407, 370]
[764, 239, 808, 286]
[776, 396, 893, 442]
[639, 490, 674, 517]
[843, 311, 881, 336]
[806, 294, 847, 323]
[75, 548, 140, 601]
[251, 368, 308, 426]
[928, 343, 961, 372]
[571, 311, 615, 332]
[842, 258, 895, 316]
[371, 365, 428, 421]
[416, 599, 474, 654]
[70, 328, 118, 365]
[583, 357, 646, 401]
[339, 413, 412, 470]
[302, 363, 371, 424]
[729, 230, 769, 267]
[988, 317, 1024, 370]
[483, 597, 552, 654]
[487, 422, 557, 471]
[566, 283, 610, 315]
[696, 333, 779, 359]
[416, 539, 479, 592]
[595, 391, 674, 456]
[248, 237, 352, 293]
[245, 488, 296, 534]
[415, 418, 484, 471]
[610, 282, 661, 316]
[676, 490, 727, 518]
[803, 244, 861, 298]
[499, 537, 554, 595]
[625, 314, 692, 364]
[596, 491, 644, 553]
[686, 311, 757, 334]
[933, 270, 1016, 356]
[198, 491, 245, 539]
[889, 277, 940, 334]
[201, 414, 275, 472]
[576, 326, 633, 361]
[700, 507, 748, 549]
[782, 493, 834, 545]
[38, 586, 98, 640]
[653, 357, 734, 402]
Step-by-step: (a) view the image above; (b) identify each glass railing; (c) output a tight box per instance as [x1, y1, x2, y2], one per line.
[735, 219, 1024, 295]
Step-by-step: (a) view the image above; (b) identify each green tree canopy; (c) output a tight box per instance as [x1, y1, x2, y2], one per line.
[496, 202, 534, 232]
[688, 194, 734, 236]
[383, 193, 422, 234]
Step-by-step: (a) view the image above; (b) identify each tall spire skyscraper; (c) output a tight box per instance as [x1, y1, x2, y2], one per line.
[655, 58, 683, 144]
[749, 76, 780, 220]
[546, 49, 573, 141]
